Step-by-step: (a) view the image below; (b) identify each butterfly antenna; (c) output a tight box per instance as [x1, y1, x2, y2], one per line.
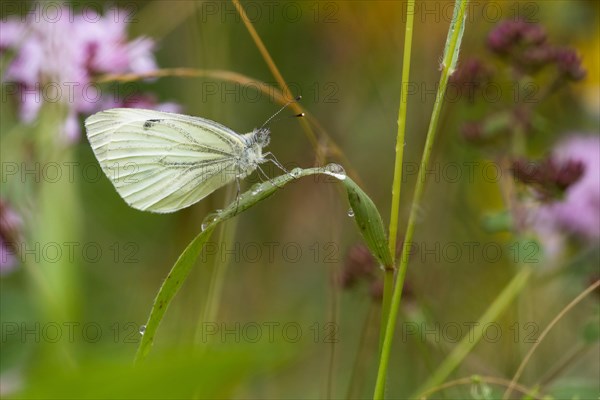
[259, 95, 302, 130]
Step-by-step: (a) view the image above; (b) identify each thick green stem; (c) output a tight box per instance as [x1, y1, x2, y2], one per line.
[373, 1, 469, 398]
[379, 269, 395, 351]
[381, 0, 415, 353]
[386, 0, 415, 265]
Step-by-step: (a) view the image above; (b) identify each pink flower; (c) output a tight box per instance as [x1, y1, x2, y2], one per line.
[533, 135, 600, 249]
[0, 238, 16, 275]
[0, 19, 25, 50]
[126, 38, 158, 74]
[19, 86, 43, 123]
[74, 12, 131, 74]
[0, 199, 22, 275]
[5, 37, 45, 85]
[2, 5, 177, 142]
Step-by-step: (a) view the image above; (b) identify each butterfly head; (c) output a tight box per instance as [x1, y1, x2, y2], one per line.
[252, 127, 271, 148]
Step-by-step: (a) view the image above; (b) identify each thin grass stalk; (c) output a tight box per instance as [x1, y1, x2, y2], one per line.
[503, 279, 600, 399]
[414, 266, 533, 397]
[373, 1, 469, 398]
[230, 0, 323, 162]
[381, 0, 416, 356]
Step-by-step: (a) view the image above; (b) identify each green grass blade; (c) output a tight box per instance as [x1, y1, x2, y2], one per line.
[345, 178, 393, 268]
[373, 0, 470, 397]
[136, 165, 391, 362]
[134, 225, 217, 363]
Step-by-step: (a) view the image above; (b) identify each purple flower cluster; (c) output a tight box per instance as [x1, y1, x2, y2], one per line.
[339, 244, 386, 300]
[512, 157, 584, 201]
[487, 19, 585, 80]
[533, 135, 600, 245]
[487, 19, 547, 54]
[339, 242, 411, 301]
[1, 6, 178, 141]
[457, 20, 586, 145]
[449, 57, 494, 103]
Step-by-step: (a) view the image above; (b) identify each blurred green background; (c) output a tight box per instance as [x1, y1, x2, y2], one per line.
[1, 1, 599, 399]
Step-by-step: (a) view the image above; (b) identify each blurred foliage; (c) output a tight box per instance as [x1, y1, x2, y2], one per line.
[1, 1, 599, 399]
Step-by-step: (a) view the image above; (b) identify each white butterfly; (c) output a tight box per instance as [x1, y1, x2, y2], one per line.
[85, 106, 293, 213]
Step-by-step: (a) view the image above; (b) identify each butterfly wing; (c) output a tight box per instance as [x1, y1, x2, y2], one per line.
[85, 108, 247, 213]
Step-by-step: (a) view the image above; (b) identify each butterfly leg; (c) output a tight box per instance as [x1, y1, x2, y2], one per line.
[263, 152, 289, 173]
[256, 167, 269, 182]
[234, 175, 241, 213]
[257, 165, 283, 189]
[255, 170, 266, 183]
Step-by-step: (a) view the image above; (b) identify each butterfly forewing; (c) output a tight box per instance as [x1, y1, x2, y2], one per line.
[85, 108, 248, 213]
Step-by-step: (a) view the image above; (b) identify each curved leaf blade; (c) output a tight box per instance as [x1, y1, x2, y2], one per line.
[135, 166, 391, 361]
[344, 178, 393, 268]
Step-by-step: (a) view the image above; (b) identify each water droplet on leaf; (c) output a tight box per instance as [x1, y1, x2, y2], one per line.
[324, 163, 346, 180]
[201, 212, 219, 231]
[290, 168, 302, 178]
[139, 325, 146, 335]
[347, 209, 355, 217]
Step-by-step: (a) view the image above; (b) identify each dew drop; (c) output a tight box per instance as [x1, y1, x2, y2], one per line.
[201, 212, 220, 231]
[249, 182, 265, 195]
[139, 325, 146, 335]
[290, 167, 302, 178]
[347, 208, 355, 217]
[324, 163, 347, 180]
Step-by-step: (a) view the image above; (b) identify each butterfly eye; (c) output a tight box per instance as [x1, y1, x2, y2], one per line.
[256, 129, 270, 147]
